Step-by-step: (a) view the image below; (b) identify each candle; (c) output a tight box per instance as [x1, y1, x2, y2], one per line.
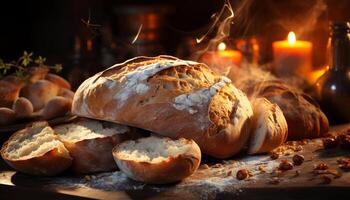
[200, 42, 242, 75]
[273, 32, 312, 79]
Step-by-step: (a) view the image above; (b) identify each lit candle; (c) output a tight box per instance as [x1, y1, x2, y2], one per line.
[273, 32, 312, 79]
[200, 42, 243, 75]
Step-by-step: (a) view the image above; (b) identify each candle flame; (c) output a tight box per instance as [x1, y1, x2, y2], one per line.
[288, 31, 296, 44]
[218, 42, 226, 51]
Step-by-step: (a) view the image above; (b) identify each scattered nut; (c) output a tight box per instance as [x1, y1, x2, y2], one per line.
[337, 133, 350, 150]
[320, 175, 332, 184]
[279, 160, 294, 171]
[270, 152, 279, 160]
[292, 154, 305, 166]
[236, 169, 250, 180]
[268, 178, 281, 185]
[314, 163, 329, 170]
[322, 137, 338, 149]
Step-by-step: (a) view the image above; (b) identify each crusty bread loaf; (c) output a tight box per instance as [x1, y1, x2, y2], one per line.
[72, 56, 253, 158]
[244, 80, 329, 140]
[0, 80, 21, 108]
[54, 118, 137, 174]
[1, 122, 72, 176]
[113, 136, 201, 184]
[21, 80, 60, 111]
[248, 98, 288, 154]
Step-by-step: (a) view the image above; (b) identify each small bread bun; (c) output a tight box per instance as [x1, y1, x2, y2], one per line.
[1, 122, 72, 176]
[54, 118, 135, 174]
[45, 73, 71, 90]
[12, 97, 34, 118]
[0, 107, 16, 125]
[27, 67, 49, 83]
[248, 98, 288, 154]
[41, 96, 72, 120]
[0, 80, 21, 108]
[21, 80, 60, 111]
[58, 88, 75, 100]
[113, 136, 201, 184]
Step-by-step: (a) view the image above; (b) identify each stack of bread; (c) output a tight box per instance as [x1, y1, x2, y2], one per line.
[0, 67, 74, 125]
[1, 55, 329, 184]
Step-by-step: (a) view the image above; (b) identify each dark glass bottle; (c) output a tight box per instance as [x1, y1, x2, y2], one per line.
[315, 22, 350, 124]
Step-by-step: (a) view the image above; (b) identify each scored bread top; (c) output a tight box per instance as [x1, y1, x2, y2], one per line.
[1, 123, 69, 160]
[115, 137, 195, 163]
[73, 55, 253, 158]
[54, 118, 130, 143]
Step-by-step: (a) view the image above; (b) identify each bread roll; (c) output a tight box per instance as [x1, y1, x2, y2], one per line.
[248, 98, 288, 154]
[72, 56, 253, 158]
[54, 118, 136, 174]
[247, 80, 328, 140]
[0, 80, 21, 108]
[113, 136, 201, 184]
[27, 66, 49, 83]
[21, 80, 60, 111]
[41, 96, 72, 120]
[13, 97, 34, 118]
[1, 122, 72, 176]
[0, 107, 16, 125]
[45, 73, 71, 89]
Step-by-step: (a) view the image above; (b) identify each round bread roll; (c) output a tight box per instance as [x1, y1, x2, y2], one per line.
[54, 118, 137, 174]
[72, 56, 253, 159]
[248, 98, 288, 154]
[113, 136, 201, 184]
[1, 122, 72, 176]
[21, 80, 60, 111]
[45, 73, 71, 90]
[0, 80, 21, 108]
[13, 97, 34, 118]
[41, 96, 72, 120]
[58, 88, 75, 100]
[27, 66, 49, 83]
[0, 107, 16, 125]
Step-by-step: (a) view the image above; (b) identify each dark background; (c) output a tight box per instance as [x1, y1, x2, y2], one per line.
[0, 0, 349, 88]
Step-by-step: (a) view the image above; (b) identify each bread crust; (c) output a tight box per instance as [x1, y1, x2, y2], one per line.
[112, 137, 201, 184]
[248, 98, 288, 154]
[72, 56, 253, 158]
[1, 123, 72, 176]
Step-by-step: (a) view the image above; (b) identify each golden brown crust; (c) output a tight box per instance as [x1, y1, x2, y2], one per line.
[0, 123, 72, 176]
[73, 56, 253, 158]
[0, 80, 21, 108]
[112, 138, 201, 184]
[45, 73, 71, 89]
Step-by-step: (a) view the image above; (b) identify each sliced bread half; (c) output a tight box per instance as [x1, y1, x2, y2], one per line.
[1, 122, 72, 176]
[113, 136, 201, 184]
[54, 118, 138, 174]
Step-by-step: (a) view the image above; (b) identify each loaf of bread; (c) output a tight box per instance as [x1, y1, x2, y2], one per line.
[1, 122, 72, 176]
[0, 80, 21, 108]
[248, 98, 288, 154]
[73, 56, 253, 159]
[113, 136, 201, 184]
[246, 80, 328, 140]
[54, 118, 137, 174]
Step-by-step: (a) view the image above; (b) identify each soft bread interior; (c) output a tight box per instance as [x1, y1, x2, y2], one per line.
[116, 136, 192, 163]
[54, 118, 129, 142]
[3, 124, 68, 160]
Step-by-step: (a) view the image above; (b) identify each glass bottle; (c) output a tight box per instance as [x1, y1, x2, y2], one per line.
[315, 21, 350, 124]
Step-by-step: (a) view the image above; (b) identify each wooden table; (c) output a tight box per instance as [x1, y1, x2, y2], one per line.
[0, 125, 350, 200]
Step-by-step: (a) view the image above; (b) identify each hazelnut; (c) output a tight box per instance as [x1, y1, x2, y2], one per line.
[270, 152, 279, 160]
[292, 154, 305, 166]
[236, 169, 250, 180]
[320, 175, 332, 184]
[279, 160, 293, 171]
[314, 163, 329, 170]
[322, 137, 338, 149]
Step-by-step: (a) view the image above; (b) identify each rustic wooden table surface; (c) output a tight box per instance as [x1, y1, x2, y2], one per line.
[0, 124, 350, 200]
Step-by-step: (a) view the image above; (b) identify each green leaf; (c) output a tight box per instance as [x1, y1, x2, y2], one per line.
[20, 51, 33, 67]
[53, 64, 63, 73]
[34, 56, 46, 65]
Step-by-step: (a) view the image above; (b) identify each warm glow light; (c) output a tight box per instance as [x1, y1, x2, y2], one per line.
[288, 32, 296, 45]
[218, 42, 226, 51]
